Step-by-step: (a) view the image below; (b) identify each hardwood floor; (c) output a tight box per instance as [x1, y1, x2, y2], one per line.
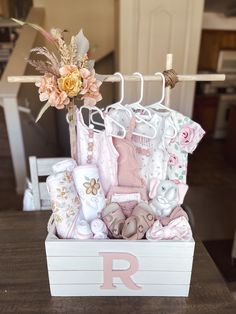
[187, 138, 236, 241]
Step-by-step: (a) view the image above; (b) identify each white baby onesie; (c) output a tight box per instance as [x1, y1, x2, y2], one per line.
[76, 109, 119, 195]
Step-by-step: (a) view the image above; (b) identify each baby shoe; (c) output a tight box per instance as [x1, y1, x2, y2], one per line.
[117, 200, 138, 218]
[122, 202, 155, 240]
[101, 203, 126, 239]
[74, 220, 93, 240]
[91, 218, 108, 239]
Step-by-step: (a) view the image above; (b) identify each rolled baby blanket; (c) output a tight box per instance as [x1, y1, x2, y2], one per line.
[52, 158, 77, 173]
[46, 171, 81, 239]
[73, 164, 106, 222]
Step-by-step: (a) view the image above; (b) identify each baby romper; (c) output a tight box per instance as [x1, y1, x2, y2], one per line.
[163, 110, 205, 183]
[76, 109, 119, 195]
[112, 116, 144, 188]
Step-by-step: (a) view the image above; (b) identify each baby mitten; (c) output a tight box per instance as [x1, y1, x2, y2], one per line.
[74, 220, 93, 240]
[46, 171, 81, 239]
[91, 218, 108, 239]
[73, 165, 106, 222]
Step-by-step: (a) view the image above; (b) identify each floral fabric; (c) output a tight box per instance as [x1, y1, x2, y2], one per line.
[164, 111, 205, 183]
[46, 171, 81, 239]
[76, 110, 119, 195]
[72, 164, 106, 222]
[146, 216, 192, 241]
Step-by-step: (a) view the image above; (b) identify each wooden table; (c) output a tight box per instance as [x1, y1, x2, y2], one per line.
[0, 210, 236, 314]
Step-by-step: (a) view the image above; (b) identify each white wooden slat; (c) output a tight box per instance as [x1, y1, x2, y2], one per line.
[37, 157, 68, 176]
[48, 270, 191, 285]
[39, 182, 49, 200]
[47, 256, 193, 271]
[45, 240, 195, 258]
[29, 156, 40, 209]
[49, 284, 190, 297]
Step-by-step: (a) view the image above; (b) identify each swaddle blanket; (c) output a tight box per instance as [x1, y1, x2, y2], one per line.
[46, 171, 81, 239]
[73, 164, 106, 222]
[52, 158, 77, 174]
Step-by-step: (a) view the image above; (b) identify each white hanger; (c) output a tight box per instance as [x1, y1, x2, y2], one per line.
[147, 72, 177, 139]
[105, 72, 132, 118]
[147, 72, 173, 112]
[90, 72, 127, 139]
[126, 72, 152, 119]
[88, 107, 105, 129]
[127, 72, 157, 139]
[79, 104, 105, 133]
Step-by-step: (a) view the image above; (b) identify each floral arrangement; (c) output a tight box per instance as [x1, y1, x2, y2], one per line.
[13, 19, 102, 121]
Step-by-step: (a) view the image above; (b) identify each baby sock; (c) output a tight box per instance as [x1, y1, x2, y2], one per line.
[91, 218, 108, 239]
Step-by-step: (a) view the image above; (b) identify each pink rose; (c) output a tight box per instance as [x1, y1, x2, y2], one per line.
[49, 90, 70, 109]
[169, 154, 178, 166]
[36, 73, 70, 109]
[36, 73, 58, 101]
[80, 68, 102, 106]
[179, 125, 194, 146]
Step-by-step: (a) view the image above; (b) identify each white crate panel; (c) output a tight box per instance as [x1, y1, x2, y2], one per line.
[45, 239, 195, 258]
[47, 256, 193, 271]
[45, 227, 195, 296]
[49, 284, 190, 297]
[48, 270, 191, 285]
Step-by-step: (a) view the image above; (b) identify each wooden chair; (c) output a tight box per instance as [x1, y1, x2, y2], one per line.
[29, 156, 67, 210]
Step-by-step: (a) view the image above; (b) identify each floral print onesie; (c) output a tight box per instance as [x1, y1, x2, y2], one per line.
[164, 110, 205, 183]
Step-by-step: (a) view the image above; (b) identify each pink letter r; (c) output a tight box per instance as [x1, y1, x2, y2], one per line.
[99, 252, 141, 290]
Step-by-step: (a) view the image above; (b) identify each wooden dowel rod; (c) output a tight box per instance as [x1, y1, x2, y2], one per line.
[165, 53, 173, 107]
[7, 74, 226, 83]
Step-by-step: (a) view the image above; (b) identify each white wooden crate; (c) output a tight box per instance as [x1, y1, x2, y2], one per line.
[45, 225, 195, 297]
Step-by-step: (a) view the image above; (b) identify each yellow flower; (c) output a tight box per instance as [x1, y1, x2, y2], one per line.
[64, 172, 72, 183]
[57, 67, 82, 97]
[83, 178, 100, 195]
[56, 187, 68, 199]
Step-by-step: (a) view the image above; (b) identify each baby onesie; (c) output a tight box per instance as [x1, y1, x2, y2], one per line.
[162, 110, 205, 183]
[112, 116, 144, 188]
[108, 109, 168, 193]
[131, 112, 168, 191]
[76, 109, 119, 195]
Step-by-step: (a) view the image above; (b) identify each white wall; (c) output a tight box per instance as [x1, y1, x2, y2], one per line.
[32, 0, 116, 154]
[33, 0, 115, 61]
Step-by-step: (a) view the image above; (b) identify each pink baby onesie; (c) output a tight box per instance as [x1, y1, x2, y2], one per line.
[108, 109, 168, 194]
[112, 116, 144, 188]
[76, 110, 119, 195]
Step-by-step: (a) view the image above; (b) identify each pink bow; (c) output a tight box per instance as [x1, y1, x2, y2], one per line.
[146, 216, 192, 241]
